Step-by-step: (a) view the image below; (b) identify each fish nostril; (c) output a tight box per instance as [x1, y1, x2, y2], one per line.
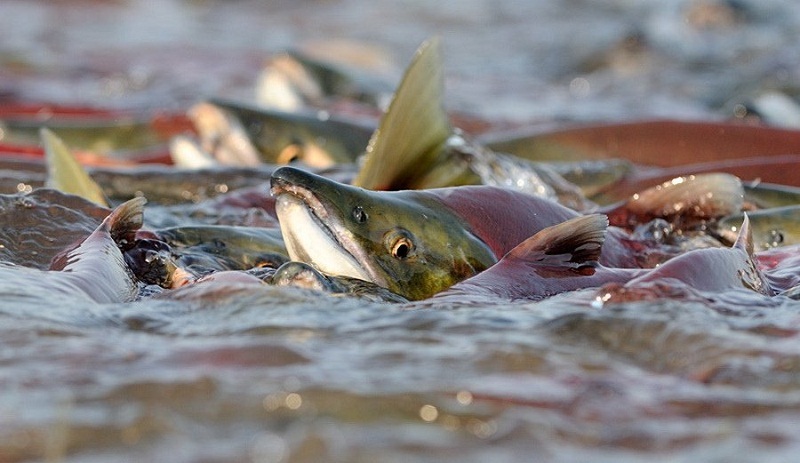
[352, 206, 368, 223]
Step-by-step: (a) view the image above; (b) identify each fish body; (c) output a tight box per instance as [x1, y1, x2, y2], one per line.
[270, 261, 408, 303]
[431, 215, 636, 302]
[716, 205, 800, 251]
[433, 213, 771, 304]
[154, 225, 287, 272]
[257, 43, 397, 110]
[1, 197, 144, 304]
[203, 99, 374, 168]
[743, 182, 800, 209]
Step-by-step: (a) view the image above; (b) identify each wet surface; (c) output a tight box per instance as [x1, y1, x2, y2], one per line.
[2, 1, 800, 462]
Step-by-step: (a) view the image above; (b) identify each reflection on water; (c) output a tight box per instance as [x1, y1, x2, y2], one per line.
[2, 0, 800, 462]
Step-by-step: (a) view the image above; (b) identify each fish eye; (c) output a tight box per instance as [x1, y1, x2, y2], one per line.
[352, 206, 368, 223]
[392, 238, 412, 259]
[276, 144, 303, 164]
[384, 229, 415, 260]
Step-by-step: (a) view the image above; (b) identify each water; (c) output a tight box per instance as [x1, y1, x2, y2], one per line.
[2, 0, 800, 462]
[3, 0, 799, 121]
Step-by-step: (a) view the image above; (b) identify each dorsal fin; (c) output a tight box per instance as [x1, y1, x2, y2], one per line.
[352, 37, 451, 190]
[731, 213, 774, 295]
[611, 173, 743, 225]
[42, 128, 109, 207]
[104, 196, 146, 247]
[732, 213, 754, 257]
[506, 214, 607, 267]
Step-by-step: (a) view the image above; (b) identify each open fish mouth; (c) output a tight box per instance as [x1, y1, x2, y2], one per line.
[271, 179, 380, 285]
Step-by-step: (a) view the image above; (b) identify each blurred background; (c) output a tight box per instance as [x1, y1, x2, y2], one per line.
[2, 0, 798, 124]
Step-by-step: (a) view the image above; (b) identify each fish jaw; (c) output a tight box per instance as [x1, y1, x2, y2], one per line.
[272, 180, 383, 286]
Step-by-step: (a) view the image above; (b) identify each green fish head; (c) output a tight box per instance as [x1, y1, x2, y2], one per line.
[270, 166, 496, 300]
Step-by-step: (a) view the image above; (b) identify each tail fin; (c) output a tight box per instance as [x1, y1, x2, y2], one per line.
[42, 128, 109, 207]
[352, 37, 452, 190]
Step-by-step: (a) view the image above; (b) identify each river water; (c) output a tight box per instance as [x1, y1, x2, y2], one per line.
[2, 1, 800, 462]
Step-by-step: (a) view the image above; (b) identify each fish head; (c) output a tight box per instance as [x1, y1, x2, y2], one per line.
[270, 166, 496, 300]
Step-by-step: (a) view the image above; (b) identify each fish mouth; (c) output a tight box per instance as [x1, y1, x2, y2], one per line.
[270, 169, 383, 286]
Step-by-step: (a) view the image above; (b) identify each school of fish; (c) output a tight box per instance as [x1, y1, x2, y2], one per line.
[2, 38, 800, 310]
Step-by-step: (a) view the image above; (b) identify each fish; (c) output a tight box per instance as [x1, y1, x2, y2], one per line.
[716, 205, 800, 251]
[603, 172, 744, 230]
[192, 99, 374, 168]
[270, 165, 642, 300]
[480, 119, 800, 175]
[0, 104, 187, 161]
[482, 120, 800, 205]
[182, 101, 263, 167]
[743, 182, 800, 209]
[270, 165, 767, 300]
[270, 261, 408, 303]
[728, 91, 800, 129]
[257, 42, 397, 111]
[89, 164, 279, 206]
[1, 197, 145, 304]
[152, 225, 288, 272]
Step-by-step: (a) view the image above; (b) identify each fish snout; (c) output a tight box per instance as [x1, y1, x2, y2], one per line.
[270, 165, 350, 200]
[270, 166, 317, 196]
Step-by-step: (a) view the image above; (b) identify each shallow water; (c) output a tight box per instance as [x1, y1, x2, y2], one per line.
[2, 1, 800, 462]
